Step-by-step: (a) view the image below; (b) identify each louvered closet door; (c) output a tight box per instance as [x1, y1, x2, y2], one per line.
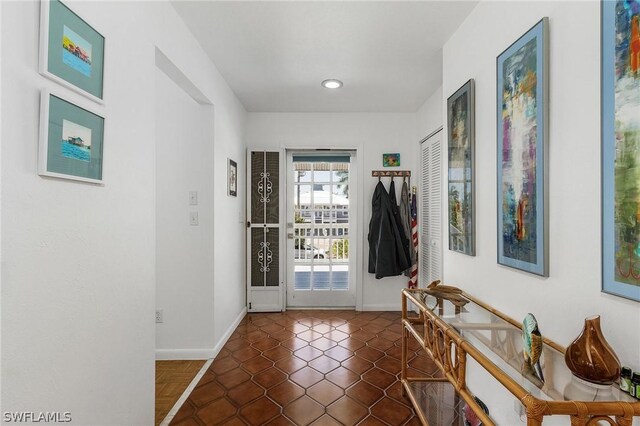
[247, 149, 284, 312]
[421, 131, 443, 286]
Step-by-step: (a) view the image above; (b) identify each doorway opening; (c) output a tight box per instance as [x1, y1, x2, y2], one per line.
[286, 151, 356, 308]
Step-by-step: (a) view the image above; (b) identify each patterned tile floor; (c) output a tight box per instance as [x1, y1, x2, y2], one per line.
[170, 310, 440, 425]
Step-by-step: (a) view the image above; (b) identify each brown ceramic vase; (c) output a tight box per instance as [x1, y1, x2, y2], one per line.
[564, 315, 621, 385]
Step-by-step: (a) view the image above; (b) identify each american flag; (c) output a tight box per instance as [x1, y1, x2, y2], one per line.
[409, 189, 418, 289]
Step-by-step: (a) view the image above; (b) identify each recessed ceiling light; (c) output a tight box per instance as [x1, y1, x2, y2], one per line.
[322, 79, 343, 89]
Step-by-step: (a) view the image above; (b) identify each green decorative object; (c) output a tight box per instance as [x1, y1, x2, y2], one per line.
[522, 313, 544, 383]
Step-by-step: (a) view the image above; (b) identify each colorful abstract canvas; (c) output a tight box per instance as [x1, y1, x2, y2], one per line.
[497, 19, 548, 276]
[447, 79, 475, 256]
[602, 0, 640, 301]
[383, 153, 400, 167]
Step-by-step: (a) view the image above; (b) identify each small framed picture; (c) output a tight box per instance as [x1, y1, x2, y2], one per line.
[383, 153, 400, 167]
[39, 89, 105, 184]
[228, 159, 238, 197]
[40, 0, 105, 103]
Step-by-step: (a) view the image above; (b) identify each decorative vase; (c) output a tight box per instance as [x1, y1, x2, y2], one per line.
[564, 315, 621, 385]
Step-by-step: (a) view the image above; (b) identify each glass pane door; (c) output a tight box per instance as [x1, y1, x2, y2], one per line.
[287, 153, 355, 307]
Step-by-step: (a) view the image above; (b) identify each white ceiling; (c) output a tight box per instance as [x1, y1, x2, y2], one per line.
[171, 1, 478, 113]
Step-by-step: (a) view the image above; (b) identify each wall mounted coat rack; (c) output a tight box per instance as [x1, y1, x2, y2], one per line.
[371, 170, 411, 178]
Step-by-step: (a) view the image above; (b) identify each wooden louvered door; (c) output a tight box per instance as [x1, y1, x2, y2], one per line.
[246, 149, 284, 312]
[421, 130, 443, 287]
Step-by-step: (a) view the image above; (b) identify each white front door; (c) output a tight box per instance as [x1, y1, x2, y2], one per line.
[286, 151, 356, 307]
[246, 149, 284, 312]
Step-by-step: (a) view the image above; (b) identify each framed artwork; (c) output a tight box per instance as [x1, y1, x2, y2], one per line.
[383, 153, 400, 167]
[601, 0, 640, 302]
[228, 158, 238, 197]
[496, 18, 548, 276]
[39, 90, 105, 184]
[447, 79, 475, 256]
[40, 0, 105, 103]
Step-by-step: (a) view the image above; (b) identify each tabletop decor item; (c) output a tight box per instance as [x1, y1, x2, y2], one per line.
[39, 89, 105, 183]
[462, 396, 489, 426]
[601, 0, 640, 302]
[40, 0, 105, 103]
[522, 313, 545, 383]
[565, 315, 621, 385]
[447, 79, 475, 256]
[496, 18, 548, 276]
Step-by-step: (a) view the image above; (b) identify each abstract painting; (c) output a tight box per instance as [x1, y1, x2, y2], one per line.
[497, 18, 548, 276]
[39, 90, 105, 184]
[383, 153, 400, 167]
[40, 0, 105, 102]
[602, 0, 640, 301]
[447, 79, 475, 256]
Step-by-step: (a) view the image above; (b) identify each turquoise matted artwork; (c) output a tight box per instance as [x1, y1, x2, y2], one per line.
[40, 0, 105, 103]
[39, 90, 105, 184]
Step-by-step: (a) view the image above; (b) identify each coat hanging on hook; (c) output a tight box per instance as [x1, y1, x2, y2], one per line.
[368, 180, 411, 279]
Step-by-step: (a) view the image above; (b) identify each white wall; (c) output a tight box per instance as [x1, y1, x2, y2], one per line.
[0, 0, 3, 417]
[155, 69, 216, 359]
[246, 113, 418, 310]
[442, 0, 640, 419]
[416, 86, 443, 139]
[1, 1, 246, 423]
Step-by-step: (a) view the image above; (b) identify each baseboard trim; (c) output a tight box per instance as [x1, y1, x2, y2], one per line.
[286, 306, 356, 311]
[155, 348, 214, 360]
[211, 307, 247, 356]
[361, 304, 402, 312]
[155, 307, 247, 360]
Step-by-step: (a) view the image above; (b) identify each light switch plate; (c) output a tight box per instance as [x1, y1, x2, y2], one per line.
[190, 212, 199, 226]
[189, 191, 198, 205]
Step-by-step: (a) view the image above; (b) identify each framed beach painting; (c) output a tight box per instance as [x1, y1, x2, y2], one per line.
[39, 90, 105, 184]
[447, 79, 475, 256]
[602, 0, 640, 302]
[228, 159, 238, 197]
[496, 18, 549, 276]
[40, 0, 105, 103]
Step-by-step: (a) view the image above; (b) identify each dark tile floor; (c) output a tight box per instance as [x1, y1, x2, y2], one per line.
[170, 310, 440, 425]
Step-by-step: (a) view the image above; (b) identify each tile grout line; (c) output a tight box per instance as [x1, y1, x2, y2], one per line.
[159, 358, 214, 426]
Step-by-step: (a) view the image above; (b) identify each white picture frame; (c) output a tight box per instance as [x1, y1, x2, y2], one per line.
[39, 89, 106, 184]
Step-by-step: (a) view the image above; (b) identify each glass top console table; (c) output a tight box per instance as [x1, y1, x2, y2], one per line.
[400, 288, 640, 425]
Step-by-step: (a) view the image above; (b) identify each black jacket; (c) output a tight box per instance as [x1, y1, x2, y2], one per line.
[368, 181, 411, 279]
